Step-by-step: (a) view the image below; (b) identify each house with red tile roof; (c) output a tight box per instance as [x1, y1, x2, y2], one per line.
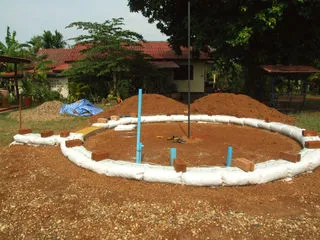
[36, 41, 212, 98]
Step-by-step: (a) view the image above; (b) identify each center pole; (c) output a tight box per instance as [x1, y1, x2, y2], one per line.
[187, 0, 191, 138]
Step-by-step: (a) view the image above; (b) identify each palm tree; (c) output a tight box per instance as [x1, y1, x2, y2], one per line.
[0, 26, 23, 57]
[42, 30, 66, 49]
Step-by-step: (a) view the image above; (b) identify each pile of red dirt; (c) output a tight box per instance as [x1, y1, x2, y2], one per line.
[91, 94, 186, 122]
[191, 93, 294, 125]
[91, 93, 294, 125]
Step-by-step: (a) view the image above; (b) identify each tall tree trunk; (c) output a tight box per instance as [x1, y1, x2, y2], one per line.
[112, 71, 117, 94]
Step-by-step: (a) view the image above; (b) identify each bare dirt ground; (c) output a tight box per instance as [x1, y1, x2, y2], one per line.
[1, 145, 320, 239]
[1, 93, 319, 239]
[85, 122, 301, 166]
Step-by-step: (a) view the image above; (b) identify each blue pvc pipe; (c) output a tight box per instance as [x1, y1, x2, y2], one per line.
[226, 146, 233, 167]
[170, 148, 177, 166]
[136, 89, 143, 163]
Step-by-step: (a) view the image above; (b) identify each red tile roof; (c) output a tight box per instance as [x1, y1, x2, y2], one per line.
[36, 41, 210, 73]
[260, 65, 320, 73]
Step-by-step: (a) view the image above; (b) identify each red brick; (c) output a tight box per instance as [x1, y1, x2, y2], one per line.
[302, 130, 318, 137]
[18, 128, 32, 135]
[60, 130, 70, 138]
[41, 130, 54, 138]
[232, 158, 255, 172]
[91, 151, 109, 161]
[279, 152, 301, 162]
[305, 141, 320, 149]
[96, 118, 108, 123]
[130, 113, 137, 117]
[110, 115, 120, 121]
[174, 159, 187, 172]
[65, 139, 83, 148]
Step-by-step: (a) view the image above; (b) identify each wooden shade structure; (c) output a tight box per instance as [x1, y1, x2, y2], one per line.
[0, 55, 31, 102]
[259, 65, 320, 110]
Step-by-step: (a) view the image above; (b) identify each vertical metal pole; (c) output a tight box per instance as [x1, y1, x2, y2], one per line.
[136, 89, 143, 163]
[187, 0, 191, 138]
[226, 146, 233, 167]
[170, 148, 177, 166]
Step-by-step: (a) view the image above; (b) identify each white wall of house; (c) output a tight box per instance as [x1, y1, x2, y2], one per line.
[170, 61, 207, 92]
[48, 77, 69, 98]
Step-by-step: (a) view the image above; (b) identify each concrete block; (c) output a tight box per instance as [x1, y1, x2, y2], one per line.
[305, 141, 320, 149]
[60, 130, 70, 138]
[41, 130, 54, 138]
[97, 118, 108, 123]
[92, 151, 109, 161]
[65, 139, 83, 148]
[279, 152, 301, 162]
[302, 130, 318, 137]
[232, 158, 255, 172]
[110, 115, 120, 121]
[18, 128, 32, 135]
[174, 159, 187, 173]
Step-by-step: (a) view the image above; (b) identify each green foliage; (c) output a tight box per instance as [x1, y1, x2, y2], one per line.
[128, 0, 320, 97]
[41, 30, 66, 49]
[211, 58, 244, 93]
[65, 18, 155, 100]
[67, 81, 90, 102]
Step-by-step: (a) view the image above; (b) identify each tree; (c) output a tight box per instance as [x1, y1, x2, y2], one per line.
[42, 30, 66, 49]
[65, 18, 153, 98]
[128, 0, 320, 98]
[0, 26, 24, 57]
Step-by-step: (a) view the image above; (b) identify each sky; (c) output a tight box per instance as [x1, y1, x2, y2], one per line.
[0, 0, 167, 46]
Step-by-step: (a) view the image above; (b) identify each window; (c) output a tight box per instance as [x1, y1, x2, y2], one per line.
[174, 65, 193, 80]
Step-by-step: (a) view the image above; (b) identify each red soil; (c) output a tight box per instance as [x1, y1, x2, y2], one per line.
[85, 122, 301, 166]
[191, 93, 294, 124]
[91, 93, 294, 124]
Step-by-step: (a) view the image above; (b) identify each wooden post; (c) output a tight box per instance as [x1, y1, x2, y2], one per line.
[19, 94, 22, 129]
[14, 63, 20, 104]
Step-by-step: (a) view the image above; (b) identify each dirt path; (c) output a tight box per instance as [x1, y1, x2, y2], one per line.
[85, 122, 301, 166]
[1, 145, 319, 239]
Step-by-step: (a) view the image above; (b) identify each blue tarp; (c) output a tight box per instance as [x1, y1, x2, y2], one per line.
[60, 99, 103, 116]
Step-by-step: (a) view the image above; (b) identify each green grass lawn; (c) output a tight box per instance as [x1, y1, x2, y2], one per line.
[0, 111, 90, 147]
[292, 111, 320, 132]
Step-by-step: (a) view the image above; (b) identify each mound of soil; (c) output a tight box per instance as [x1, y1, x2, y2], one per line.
[91, 94, 186, 122]
[191, 93, 294, 124]
[91, 93, 294, 124]
[8, 100, 71, 121]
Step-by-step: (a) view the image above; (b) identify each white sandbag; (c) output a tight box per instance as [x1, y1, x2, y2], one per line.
[214, 115, 233, 124]
[143, 166, 182, 184]
[221, 167, 251, 186]
[72, 146, 92, 159]
[92, 123, 109, 128]
[279, 125, 303, 142]
[301, 149, 320, 171]
[228, 116, 244, 125]
[13, 133, 59, 145]
[156, 115, 172, 122]
[106, 162, 144, 180]
[105, 120, 120, 129]
[269, 122, 287, 133]
[190, 115, 209, 122]
[243, 118, 264, 128]
[117, 117, 136, 125]
[114, 124, 136, 131]
[254, 160, 291, 183]
[170, 115, 187, 122]
[182, 170, 223, 186]
[257, 121, 271, 130]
